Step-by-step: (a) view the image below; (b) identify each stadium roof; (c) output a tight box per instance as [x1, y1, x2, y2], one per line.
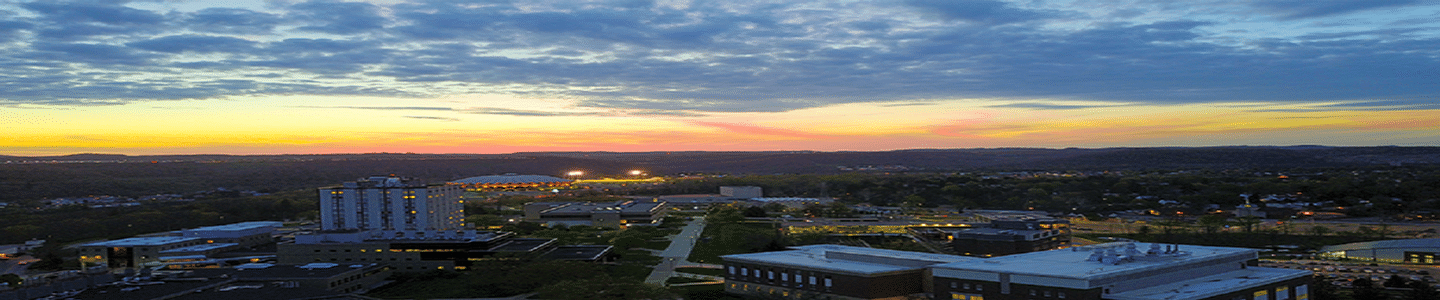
[1319, 238, 1440, 253]
[450, 174, 572, 185]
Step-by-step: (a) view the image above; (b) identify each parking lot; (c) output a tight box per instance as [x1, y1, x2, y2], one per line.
[1258, 259, 1440, 288]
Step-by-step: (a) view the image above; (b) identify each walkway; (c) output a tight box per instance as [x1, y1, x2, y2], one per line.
[643, 216, 708, 285]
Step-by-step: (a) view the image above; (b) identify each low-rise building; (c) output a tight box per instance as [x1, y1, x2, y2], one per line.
[944, 217, 1071, 257]
[76, 221, 281, 268]
[931, 243, 1311, 300]
[722, 244, 976, 300]
[524, 201, 667, 228]
[278, 230, 556, 272]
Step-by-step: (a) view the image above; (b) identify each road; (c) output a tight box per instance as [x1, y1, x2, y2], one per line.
[644, 216, 709, 285]
[2, 255, 36, 275]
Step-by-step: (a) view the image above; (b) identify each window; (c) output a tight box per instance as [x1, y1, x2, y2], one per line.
[1045, 291, 1052, 297]
[951, 282, 957, 289]
[964, 283, 971, 289]
[976, 284, 983, 291]
[741, 267, 747, 276]
[824, 277, 832, 287]
[1058, 292, 1066, 298]
[782, 273, 789, 281]
[1030, 289, 1037, 296]
[1296, 285, 1308, 300]
[1254, 290, 1269, 300]
[1276, 286, 1289, 300]
[810, 276, 817, 285]
[728, 266, 735, 275]
[768, 271, 774, 280]
[754, 269, 761, 277]
[951, 293, 984, 300]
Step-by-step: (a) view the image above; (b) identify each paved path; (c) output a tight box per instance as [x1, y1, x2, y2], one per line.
[644, 216, 707, 285]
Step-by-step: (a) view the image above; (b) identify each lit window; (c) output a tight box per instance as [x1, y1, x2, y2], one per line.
[1254, 290, 1269, 300]
[1276, 286, 1289, 300]
[1296, 285, 1308, 300]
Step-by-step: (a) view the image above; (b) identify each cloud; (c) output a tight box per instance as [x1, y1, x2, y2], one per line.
[298, 106, 454, 111]
[287, 1, 388, 35]
[127, 35, 258, 53]
[403, 116, 461, 121]
[21, 2, 166, 25]
[988, 102, 1124, 110]
[685, 121, 836, 139]
[0, 0, 1435, 113]
[182, 8, 283, 35]
[461, 107, 608, 117]
[1247, 0, 1424, 20]
[903, 0, 1059, 25]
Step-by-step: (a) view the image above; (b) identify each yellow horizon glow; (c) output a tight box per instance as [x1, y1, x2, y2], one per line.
[4, 95, 1438, 156]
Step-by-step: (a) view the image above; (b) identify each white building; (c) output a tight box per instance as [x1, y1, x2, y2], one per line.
[318, 176, 464, 231]
[721, 186, 764, 198]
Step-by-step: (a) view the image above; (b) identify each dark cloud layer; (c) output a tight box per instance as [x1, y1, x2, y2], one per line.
[0, 0, 1436, 112]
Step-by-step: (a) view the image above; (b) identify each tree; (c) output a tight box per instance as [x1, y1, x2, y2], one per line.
[1385, 274, 1409, 288]
[1405, 280, 1438, 300]
[1351, 278, 1384, 300]
[1310, 275, 1339, 300]
[532, 275, 676, 300]
[1196, 215, 1228, 234]
[0, 273, 20, 287]
[743, 206, 769, 218]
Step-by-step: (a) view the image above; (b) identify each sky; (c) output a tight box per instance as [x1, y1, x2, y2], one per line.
[2, 0, 1439, 156]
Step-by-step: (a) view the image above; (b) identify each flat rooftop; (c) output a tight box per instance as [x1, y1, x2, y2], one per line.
[543, 201, 663, 214]
[79, 236, 201, 247]
[185, 221, 283, 232]
[722, 244, 976, 276]
[931, 242, 1257, 280]
[1107, 267, 1312, 300]
[543, 245, 614, 260]
[161, 243, 238, 253]
[489, 238, 555, 252]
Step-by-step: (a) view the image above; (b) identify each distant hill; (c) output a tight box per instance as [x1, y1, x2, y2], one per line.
[4, 147, 1439, 200]
[519, 146, 1440, 173]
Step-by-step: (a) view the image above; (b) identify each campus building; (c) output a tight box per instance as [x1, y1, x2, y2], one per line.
[722, 244, 976, 300]
[278, 230, 558, 271]
[523, 200, 667, 228]
[318, 176, 465, 231]
[723, 243, 1310, 300]
[449, 174, 574, 191]
[931, 243, 1311, 300]
[1317, 238, 1440, 264]
[76, 221, 281, 268]
[944, 217, 1071, 257]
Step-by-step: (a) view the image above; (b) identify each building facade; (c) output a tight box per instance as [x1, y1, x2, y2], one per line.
[722, 245, 976, 300]
[318, 176, 465, 231]
[278, 230, 557, 272]
[946, 218, 1071, 257]
[523, 201, 667, 228]
[931, 243, 1311, 300]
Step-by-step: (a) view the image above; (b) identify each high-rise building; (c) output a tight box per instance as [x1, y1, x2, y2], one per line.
[318, 176, 464, 231]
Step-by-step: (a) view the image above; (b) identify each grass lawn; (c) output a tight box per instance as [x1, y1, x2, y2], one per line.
[670, 283, 746, 300]
[675, 267, 725, 276]
[666, 276, 713, 285]
[689, 222, 777, 264]
[1074, 232, 1382, 253]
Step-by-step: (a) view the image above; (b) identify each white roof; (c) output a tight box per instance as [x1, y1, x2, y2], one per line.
[722, 244, 976, 276]
[186, 221, 282, 232]
[931, 242, 1257, 280]
[1106, 267, 1311, 300]
[78, 236, 200, 247]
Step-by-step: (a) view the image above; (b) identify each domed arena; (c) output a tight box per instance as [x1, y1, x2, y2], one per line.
[449, 173, 574, 190]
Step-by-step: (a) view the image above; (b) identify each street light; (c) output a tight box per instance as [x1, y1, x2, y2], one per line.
[629, 170, 644, 176]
